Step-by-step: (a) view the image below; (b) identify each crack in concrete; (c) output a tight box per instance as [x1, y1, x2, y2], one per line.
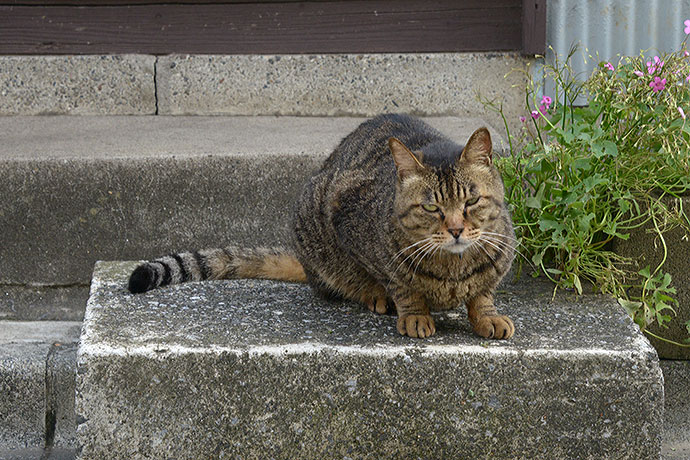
[44, 344, 59, 448]
[154, 56, 159, 115]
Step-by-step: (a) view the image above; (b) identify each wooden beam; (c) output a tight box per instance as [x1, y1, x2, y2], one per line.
[0, 0, 522, 55]
[521, 0, 546, 55]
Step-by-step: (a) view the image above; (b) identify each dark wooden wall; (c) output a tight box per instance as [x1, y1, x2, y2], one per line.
[0, 0, 546, 55]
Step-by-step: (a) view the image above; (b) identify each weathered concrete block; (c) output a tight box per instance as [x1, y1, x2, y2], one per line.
[0, 55, 155, 115]
[76, 261, 664, 460]
[156, 53, 530, 135]
[0, 115, 503, 286]
[0, 321, 81, 449]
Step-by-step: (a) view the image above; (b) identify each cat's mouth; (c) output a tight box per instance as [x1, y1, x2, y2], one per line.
[443, 239, 470, 254]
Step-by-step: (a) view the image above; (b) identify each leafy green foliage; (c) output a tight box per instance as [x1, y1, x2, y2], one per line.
[484, 44, 690, 347]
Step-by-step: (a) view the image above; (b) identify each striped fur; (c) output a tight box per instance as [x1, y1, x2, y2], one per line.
[292, 114, 516, 339]
[128, 247, 306, 294]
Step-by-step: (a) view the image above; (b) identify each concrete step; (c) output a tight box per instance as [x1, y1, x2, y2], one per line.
[0, 115, 506, 289]
[76, 261, 664, 459]
[0, 321, 81, 451]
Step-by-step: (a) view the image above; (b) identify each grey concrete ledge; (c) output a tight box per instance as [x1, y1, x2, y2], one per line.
[0, 321, 81, 450]
[157, 53, 530, 135]
[0, 115, 505, 286]
[0, 55, 155, 115]
[76, 261, 663, 460]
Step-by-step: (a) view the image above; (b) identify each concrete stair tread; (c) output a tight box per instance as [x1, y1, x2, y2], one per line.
[88, 262, 646, 354]
[75, 261, 664, 459]
[1, 115, 508, 160]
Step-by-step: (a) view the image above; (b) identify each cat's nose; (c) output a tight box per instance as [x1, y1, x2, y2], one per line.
[448, 227, 463, 239]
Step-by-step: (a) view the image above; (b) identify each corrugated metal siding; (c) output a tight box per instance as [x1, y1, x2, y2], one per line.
[545, 0, 690, 102]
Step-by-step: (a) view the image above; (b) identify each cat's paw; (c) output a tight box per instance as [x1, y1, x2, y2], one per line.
[472, 315, 515, 340]
[366, 297, 389, 315]
[397, 314, 436, 338]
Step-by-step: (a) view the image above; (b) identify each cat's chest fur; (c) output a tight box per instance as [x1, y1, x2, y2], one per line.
[402, 251, 503, 311]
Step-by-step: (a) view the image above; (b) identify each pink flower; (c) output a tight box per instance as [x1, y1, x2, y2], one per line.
[531, 110, 541, 120]
[685, 50, 690, 57]
[646, 56, 665, 74]
[687, 73, 690, 83]
[519, 116, 526, 123]
[604, 62, 615, 71]
[540, 95, 553, 110]
[649, 76, 667, 92]
[684, 19, 690, 34]
[633, 70, 644, 77]
[679, 107, 686, 120]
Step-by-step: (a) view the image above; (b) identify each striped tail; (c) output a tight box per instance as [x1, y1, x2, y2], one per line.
[127, 246, 307, 294]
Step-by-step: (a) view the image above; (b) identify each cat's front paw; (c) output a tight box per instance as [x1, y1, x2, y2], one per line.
[366, 296, 390, 315]
[472, 315, 515, 340]
[397, 314, 436, 339]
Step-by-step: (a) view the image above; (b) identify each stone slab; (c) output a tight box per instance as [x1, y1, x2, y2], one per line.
[76, 261, 664, 460]
[0, 115, 505, 286]
[0, 321, 81, 450]
[157, 53, 530, 137]
[0, 55, 155, 115]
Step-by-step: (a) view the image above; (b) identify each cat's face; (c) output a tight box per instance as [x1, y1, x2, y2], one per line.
[390, 128, 507, 255]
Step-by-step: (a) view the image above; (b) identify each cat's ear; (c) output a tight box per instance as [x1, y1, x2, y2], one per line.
[389, 137, 425, 180]
[460, 127, 493, 166]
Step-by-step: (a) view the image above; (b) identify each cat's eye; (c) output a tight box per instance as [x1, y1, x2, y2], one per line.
[421, 203, 439, 212]
[466, 197, 480, 206]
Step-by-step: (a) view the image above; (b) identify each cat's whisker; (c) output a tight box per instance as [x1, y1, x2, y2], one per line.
[412, 242, 439, 278]
[473, 240, 497, 263]
[386, 240, 436, 290]
[481, 231, 520, 243]
[388, 237, 434, 266]
[479, 237, 512, 260]
[479, 235, 534, 268]
[392, 240, 436, 276]
[479, 235, 518, 252]
[407, 241, 436, 272]
[481, 232, 528, 252]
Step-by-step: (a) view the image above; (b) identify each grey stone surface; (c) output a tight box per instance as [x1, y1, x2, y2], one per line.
[0, 56, 155, 115]
[0, 115, 505, 286]
[0, 344, 46, 449]
[661, 360, 690, 460]
[157, 53, 531, 136]
[0, 322, 81, 450]
[76, 261, 664, 460]
[0, 286, 88, 322]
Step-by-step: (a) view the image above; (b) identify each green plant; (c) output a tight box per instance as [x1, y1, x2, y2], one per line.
[483, 41, 690, 347]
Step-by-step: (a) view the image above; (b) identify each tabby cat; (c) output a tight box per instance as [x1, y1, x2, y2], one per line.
[128, 114, 516, 339]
